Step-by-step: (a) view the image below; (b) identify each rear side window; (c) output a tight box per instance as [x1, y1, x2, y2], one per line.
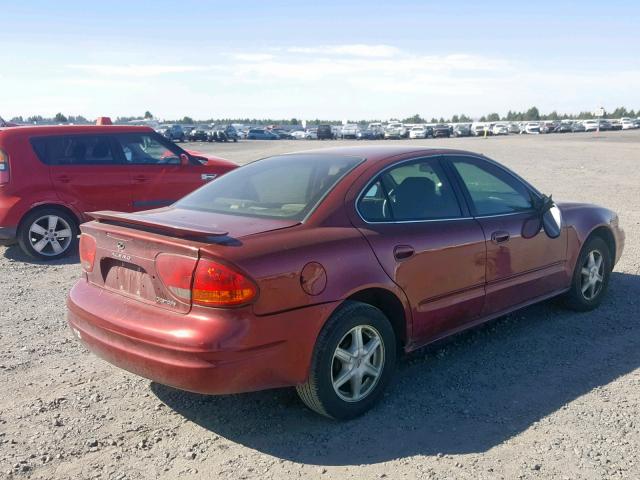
[177, 154, 362, 220]
[31, 135, 119, 165]
[113, 133, 181, 165]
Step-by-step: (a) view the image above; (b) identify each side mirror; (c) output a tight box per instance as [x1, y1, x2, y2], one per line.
[522, 215, 542, 239]
[522, 194, 562, 239]
[542, 204, 562, 238]
[180, 153, 190, 166]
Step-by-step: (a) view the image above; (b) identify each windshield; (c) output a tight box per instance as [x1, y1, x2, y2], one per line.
[177, 154, 363, 220]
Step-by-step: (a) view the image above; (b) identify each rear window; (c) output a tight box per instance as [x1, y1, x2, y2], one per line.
[177, 154, 363, 220]
[31, 135, 118, 165]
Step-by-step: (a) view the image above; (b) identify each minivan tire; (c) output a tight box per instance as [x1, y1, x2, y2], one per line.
[18, 208, 78, 260]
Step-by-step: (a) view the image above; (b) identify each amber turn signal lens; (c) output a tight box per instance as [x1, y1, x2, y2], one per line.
[79, 234, 97, 272]
[192, 259, 257, 307]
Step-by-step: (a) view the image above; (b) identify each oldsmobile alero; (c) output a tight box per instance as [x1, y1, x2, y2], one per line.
[67, 146, 625, 419]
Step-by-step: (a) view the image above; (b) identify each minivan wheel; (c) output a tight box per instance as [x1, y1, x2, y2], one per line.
[18, 208, 78, 260]
[296, 301, 396, 420]
[563, 236, 611, 311]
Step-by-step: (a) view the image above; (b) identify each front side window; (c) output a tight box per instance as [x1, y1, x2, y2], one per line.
[358, 159, 462, 222]
[177, 154, 362, 220]
[31, 135, 119, 165]
[451, 158, 533, 215]
[114, 133, 181, 165]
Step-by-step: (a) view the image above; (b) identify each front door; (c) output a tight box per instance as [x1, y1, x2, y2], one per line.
[354, 157, 487, 346]
[446, 156, 567, 315]
[112, 132, 212, 210]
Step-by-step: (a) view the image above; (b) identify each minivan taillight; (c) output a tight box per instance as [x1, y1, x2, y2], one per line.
[0, 148, 9, 185]
[79, 234, 97, 272]
[192, 259, 257, 307]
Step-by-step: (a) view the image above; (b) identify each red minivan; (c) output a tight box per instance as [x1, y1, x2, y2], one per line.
[0, 125, 237, 259]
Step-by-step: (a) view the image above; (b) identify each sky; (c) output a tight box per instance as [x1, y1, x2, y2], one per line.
[1, 1, 639, 121]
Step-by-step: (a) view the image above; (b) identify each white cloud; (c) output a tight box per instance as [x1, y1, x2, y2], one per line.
[287, 44, 402, 58]
[67, 64, 210, 77]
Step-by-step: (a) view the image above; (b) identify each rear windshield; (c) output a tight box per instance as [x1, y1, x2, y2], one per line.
[177, 154, 363, 220]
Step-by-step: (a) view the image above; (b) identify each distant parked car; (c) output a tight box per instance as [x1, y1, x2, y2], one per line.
[356, 129, 384, 140]
[471, 123, 487, 136]
[384, 123, 407, 139]
[523, 122, 541, 134]
[572, 122, 586, 133]
[188, 125, 209, 142]
[598, 120, 613, 131]
[492, 123, 509, 135]
[408, 126, 429, 139]
[161, 124, 186, 142]
[453, 124, 471, 137]
[583, 120, 598, 132]
[316, 125, 334, 140]
[554, 122, 573, 133]
[508, 123, 521, 134]
[0, 125, 237, 259]
[271, 129, 295, 140]
[247, 128, 279, 140]
[340, 124, 359, 139]
[621, 119, 638, 130]
[432, 124, 451, 138]
[540, 121, 558, 134]
[609, 120, 622, 131]
[291, 130, 311, 139]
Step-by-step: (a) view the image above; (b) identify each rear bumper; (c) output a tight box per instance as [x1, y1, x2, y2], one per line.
[67, 280, 336, 395]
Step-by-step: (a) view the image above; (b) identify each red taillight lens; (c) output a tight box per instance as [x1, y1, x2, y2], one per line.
[192, 259, 257, 307]
[155, 254, 198, 302]
[0, 148, 9, 185]
[79, 234, 97, 272]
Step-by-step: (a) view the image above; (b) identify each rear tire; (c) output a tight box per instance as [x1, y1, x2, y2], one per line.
[563, 236, 611, 311]
[18, 208, 78, 260]
[296, 301, 396, 420]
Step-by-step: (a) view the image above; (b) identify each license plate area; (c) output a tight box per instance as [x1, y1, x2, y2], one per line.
[101, 258, 156, 302]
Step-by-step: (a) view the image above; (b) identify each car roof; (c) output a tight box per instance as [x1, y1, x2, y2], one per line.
[285, 145, 485, 164]
[0, 124, 153, 140]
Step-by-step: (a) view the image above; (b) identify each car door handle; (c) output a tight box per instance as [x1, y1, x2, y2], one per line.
[132, 175, 149, 183]
[491, 231, 510, 244]
[55, 175, 71, 183]
[201, 173, 217, 182]
[394, 245, 415, 260]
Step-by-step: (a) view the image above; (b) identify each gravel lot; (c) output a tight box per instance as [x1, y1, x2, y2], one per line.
[1, 131, 639, 479]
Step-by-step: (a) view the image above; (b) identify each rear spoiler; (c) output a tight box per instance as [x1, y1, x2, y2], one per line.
[89, 211, 229, 238]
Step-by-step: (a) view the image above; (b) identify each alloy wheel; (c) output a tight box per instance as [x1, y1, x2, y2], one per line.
[331, 325, 385, 403]
[580, 249, 604, 300]
[28, 215, 73, 256]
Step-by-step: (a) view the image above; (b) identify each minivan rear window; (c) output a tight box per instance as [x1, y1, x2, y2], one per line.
[31, 135, 119, 165]
[177, 154, 363, 220]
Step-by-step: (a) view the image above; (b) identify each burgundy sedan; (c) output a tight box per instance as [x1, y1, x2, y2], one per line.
[67, 146, 624, 419]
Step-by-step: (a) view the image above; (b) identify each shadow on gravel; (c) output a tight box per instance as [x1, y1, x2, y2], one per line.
[153, 272, 640, 465]
[2, 243, 79, 265]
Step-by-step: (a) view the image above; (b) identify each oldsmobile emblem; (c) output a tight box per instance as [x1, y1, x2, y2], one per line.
[116, 241, 126, 251]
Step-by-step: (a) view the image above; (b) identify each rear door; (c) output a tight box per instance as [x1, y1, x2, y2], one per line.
[353, 156, 487, 345]
[112, 132, 213, 210]
[445, 155, 567, 315]
[32, 134, 132, 218]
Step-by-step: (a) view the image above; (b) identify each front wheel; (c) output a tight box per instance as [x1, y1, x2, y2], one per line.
[296, 301, 396, 420]
[563, 236, 611, 311]
[18, 208, 78, 260]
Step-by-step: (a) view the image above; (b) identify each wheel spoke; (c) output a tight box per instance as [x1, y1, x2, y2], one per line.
[353, 326, 364, 353]
[587, 252, 595, 268]
[581, 267, 590, 276]
[56, 228, 72, 238]
[595, 255, 603, 271]
[50, 239, 63, 254]
[588, 283, 595, 299]
[47, 215, 59, 231]
[30, 224, 47, 236]
[349, 370, 363, 398]
[32, 238, 49, 252]
[334, 348, 353, 364]
[363, 337, 381, 359]
[333, 367, 354, 389]
[363, 362, 381, 378]
[581, 280, 591, 294]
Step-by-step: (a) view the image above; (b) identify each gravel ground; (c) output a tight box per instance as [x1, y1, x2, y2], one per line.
[1, 131, 639, 479]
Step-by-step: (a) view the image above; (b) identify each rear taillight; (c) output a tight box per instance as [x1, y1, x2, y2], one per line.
[192, 258, 257, 307]
[155, 254, 198, 302]
[79, 234, 97, 272]
[0, 148, 9, 185]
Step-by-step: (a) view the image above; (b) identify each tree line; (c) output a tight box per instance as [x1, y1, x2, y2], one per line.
[8, 106, 639, 126]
